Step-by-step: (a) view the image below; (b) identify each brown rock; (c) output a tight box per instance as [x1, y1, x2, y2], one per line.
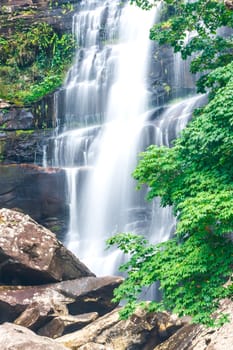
[0, 276, 123, 324]
[154, 324, 201, 350]
[56, 307, 184, 350]
[0, 322, 69, 350]
[0, 208, 94, 285]
[14, 300, 70, 331]
[225, 0, 233, 10]
[154, 299, 233, 350]
[56, 276, 123, 316]
[38, 313, 98, 338]
[0, 284, 73, 323]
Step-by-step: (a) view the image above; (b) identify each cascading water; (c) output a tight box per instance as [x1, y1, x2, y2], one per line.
[50, 0, 204, 275]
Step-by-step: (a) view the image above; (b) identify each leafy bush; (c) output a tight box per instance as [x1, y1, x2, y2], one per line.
[108, 0, 233, 326]
[0, 22, 76, 105]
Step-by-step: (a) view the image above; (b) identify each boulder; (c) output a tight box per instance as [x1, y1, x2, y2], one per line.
[0, 276, 123, 326]
[38, 313, 98, 338]
[0, 323, 69, 350]
[0, 208, 94, 285]
[14, 300, 69, 331]
[154, 299, 233, 350]
[0, 285, 72, 324]
[153, 324, 201, 350]
[225, 0, 233, 10]
[56, 276, 123, 316]
[56, 307, 184, 350]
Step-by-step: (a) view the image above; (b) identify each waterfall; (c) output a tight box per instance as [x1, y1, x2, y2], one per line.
[50, 0, 204, 275]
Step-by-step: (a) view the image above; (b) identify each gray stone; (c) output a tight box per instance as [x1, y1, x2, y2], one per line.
[38, 313, 99, 338]
[0, 165, 68, 239]
[56, 307, 184, 350]
[0, 323, 69, 350]
[0, 276, 123, 325]
[154, 299, 233, 350]
[0, 208, 94, 285]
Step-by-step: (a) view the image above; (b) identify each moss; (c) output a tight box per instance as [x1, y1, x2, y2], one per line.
[15, 130, 35, 136]
[0, 139, 6, 163]
[50, 225, 61, 233]
[0, 22, 76, 106]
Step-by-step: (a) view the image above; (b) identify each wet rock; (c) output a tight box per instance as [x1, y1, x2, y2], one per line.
[56, 307, 183, 350]
[0, 108, 35, 130]
[0, 208, 94, 285]
[0, 129, 52, 164]
[0, 322, 69, 350]
[0, 276, 122, 325]
[38, 313, 98, 338]
[0, 164, 68, 239]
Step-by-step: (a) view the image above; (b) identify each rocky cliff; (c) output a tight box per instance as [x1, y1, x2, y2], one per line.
[0, 0, 80, 232]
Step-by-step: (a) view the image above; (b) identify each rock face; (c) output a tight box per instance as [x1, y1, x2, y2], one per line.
[0, 323, 69, 350]
[0, 0, 79, 36]
[0, 208, 94, 285]
[56, 307, 184, 350]
[0, 165, 68, 239]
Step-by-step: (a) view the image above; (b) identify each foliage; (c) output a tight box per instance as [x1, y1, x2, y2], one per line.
[108, 1, 233, 326]
[132, 0, 233, 92]
[107, 232, 233, 326]
[0, 22, 76, 105]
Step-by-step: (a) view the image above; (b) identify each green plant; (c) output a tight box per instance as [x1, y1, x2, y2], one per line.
[108, 66, 233, 325]
[0, 22, 76, 105]
[107, 0, 233, 326]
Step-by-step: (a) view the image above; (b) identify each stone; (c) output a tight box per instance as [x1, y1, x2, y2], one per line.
[0, 130, 52, 164]
[56, 276, 124, 316]
[0, 165, 68, 239]
[56, 307, 184, 350]
[0, 322, 69, 350]
[225, 0, 233, 10]
[14, 301, 69, 331]
[0, 108, 35, 130]
[153, 324, 201, 350]
[0, 276, 123, 325]
[0, 208, 94, 285]
[0, 284, 72, 324]
[79, 344, 106, 350]
[37, 313, 98, 338]
[154, 299, 233, 350]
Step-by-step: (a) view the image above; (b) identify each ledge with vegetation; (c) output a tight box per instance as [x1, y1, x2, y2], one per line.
[0, 0, 78, 107]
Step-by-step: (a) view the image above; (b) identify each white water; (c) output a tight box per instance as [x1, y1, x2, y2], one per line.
[50, 0, 203, 275]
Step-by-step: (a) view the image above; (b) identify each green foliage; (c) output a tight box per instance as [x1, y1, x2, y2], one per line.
[107, 0, 233, 326]
[107, 233, 233, 326]
[0, 22, 76, 105]
[108, 68, 233, 325]
[132, 0, 233, 93]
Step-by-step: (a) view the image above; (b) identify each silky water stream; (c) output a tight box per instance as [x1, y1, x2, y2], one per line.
[47, 0, 204, 276]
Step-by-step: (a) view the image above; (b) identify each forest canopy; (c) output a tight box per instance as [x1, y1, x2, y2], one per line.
[108, 0, 233, 325]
